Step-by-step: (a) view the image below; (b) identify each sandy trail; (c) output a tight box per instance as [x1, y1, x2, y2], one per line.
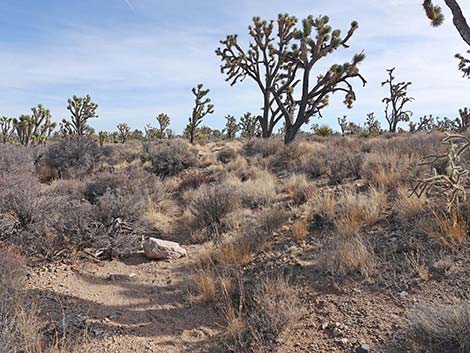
[27, 246, 222, 353]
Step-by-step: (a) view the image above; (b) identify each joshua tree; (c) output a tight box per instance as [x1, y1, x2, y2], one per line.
[223, 115, 239, 139]
[216, 14, 298, 138]
[0, 116, 14, 143]
[457, 107, 470, 131]
[337, 116, 349, 136]
[63, 95, 98, 135]
[270, 15, 366, 144]
[117, 123, 131, 143]
[409, 115, 435, 133]
[382, 68, 414, 133]
[98, 131, 108, 147]
[364, 112, 381, 136]
[156, 113, 170, 138]
[423, 0, 470, 77]
[12, 105, 56, 146]
[239, 112, 260, 139]
[187, 84, 214, 144]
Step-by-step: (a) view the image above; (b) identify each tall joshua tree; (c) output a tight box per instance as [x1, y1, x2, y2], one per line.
[156, 113, 170, 138]
[62, 95, 98, 135]
[423, 0, 470, 77]
[0, 116, 14, 143]
[216, 14, 298, 138]
[187, 84, 214, 144]
[382, 68, 414, 133]
[270, 15, 366, 144]
[223, 115, 239, 139]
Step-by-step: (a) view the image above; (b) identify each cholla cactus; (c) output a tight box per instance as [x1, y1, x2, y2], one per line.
[187, 84, 214, 144]
[117, 123, 131, 143]
[156, 113, 170, 138]
[0, 116, 14, 143]
[223, 115, 239, 140]
[239, 112, 260, 139]
[411, 133, 470, 210]
[63, 95, 98, 135]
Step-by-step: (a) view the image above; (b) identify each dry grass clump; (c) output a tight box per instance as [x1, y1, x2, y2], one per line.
[243, 138, 282, 158]
[326, 151, 363, 185]
[409, 302, 470, 353]
[224, 169, 277, 209]
[307, 190, 338, 226]
[317, 188, 385, 277]
[281, 173, 316, 205]
[217, 147, 238, 164]
[291, 220, 309, 240]
[189, 184, 241, 240]
[322, 234, 376, 277]
[190, 270, 218, 303]
[417, 209, 467, 249]
[394, 186, 427, 221]
[222, 275, 302, 353]
[269, 141, 320, 173]
[361, 150, 416, 189]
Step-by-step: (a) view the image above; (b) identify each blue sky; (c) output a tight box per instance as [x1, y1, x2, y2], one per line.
[0, 0, 468, 133]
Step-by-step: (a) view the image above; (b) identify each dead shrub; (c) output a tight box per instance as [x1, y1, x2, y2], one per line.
[410, 302, 470, 353]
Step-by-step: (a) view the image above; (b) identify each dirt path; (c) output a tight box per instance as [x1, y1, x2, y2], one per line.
[26, 246, 222, 353]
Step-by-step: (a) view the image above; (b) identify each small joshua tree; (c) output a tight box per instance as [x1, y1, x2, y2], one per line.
[409, 115, 435, 133]
[62, 95, 98, 136]
[239, 112, 260, 139]
[223, 115, 239, 139]
[117, 123, 131, 143]
[382, 68, 414, 133]
[0, 116, 14, 143]
[156, 113, 170, 139]
[187, 84, 214, 144]
[337, 116, 349, 136]
[12, 105, 56, 146]
[364, 112, 381, 136]
[98, 131, 108, 147]
[457, 107, 470, 131]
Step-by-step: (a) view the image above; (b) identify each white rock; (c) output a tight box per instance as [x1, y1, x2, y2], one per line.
[143, 238, 187, 260]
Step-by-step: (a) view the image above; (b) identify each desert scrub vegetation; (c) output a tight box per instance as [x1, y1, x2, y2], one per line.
[410, 302, 470, 353]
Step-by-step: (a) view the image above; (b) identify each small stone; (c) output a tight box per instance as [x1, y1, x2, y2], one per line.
[143, 238, 187, 260]
[356, 343, 371, 353]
